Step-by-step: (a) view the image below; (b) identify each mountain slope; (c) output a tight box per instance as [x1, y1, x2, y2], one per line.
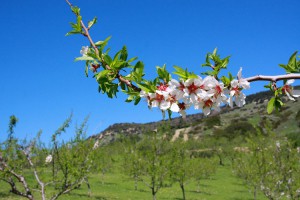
[91, 89, 300, 144]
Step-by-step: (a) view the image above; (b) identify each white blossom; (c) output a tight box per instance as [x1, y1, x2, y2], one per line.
[228, 68, 250, 108]
[80, 46, 88, 56]
[282, 79, 300, 101]
[183, 77, 204, 104]
[45, 155, 52, 164]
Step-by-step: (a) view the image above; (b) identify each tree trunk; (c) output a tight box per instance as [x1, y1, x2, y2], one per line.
[218, 154, 224, 166]
[180, 183, 186, 200]
[253, 186, 257, 200]
[197, 180, 200, 193]
[101, 171, 105, 185]
[152, 187, 156, 200]
[85, 177, 91, 197]
[134, 176, 138, 190]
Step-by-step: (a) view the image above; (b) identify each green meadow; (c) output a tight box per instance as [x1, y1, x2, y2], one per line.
[0, 165, 266, 200]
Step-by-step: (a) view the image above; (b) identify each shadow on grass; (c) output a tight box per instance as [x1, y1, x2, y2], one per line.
[94, 197, 109, 200]
[0, 192, 12, 198]
[189, 190, 212, 196]
[232, 182, 247, 187]
[69, 193, 111, 200]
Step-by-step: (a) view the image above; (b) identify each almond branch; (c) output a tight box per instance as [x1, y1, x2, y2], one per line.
[66, 0, 300, 93]
[245, 73, 300, 83]
[65, 0, 140, 92]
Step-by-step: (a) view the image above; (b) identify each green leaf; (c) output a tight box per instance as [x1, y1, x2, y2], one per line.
[66, 31, 78, 36]
[95, 36, 112, 46]
[120, 82, 126, 90]
[221, 76, 230, 86]
[120, 46, 128, 61]
[267, 97, 275, 114]
[125, 95, 134, 102]
[275, 98, 284, 107]
[173, 66, 188, 80]
[112, 60, 127, 70]
[71, 6, 80, 15]
[128, 57, 138, 64]
[168, 110, 172, 120]
[134, 97, 141, 105]
[213, 48, 218, 55]
[279, 51, 299, 73]
[88, 17, 97, 29]
[75, 56, 94, 61]
[103, 54, 112, 65]
[85, 62, 89, 77]
[96, 70, 110, 81]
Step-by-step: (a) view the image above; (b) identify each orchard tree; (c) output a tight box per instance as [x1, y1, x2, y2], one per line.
[233, 132, 300, 200]
[122, 136, 144, 191]
[0, 115, 99, 200]
[168, 140, 194, 200]
[193, 157, 217, 193]
[123, 129, 171, 200]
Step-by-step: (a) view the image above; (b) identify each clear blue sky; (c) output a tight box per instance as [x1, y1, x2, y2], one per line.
[0, 0, 299, 143]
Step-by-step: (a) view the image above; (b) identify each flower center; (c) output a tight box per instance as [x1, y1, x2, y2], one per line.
[215, 85, 222, 95]
[179, 83, 185, 91]
[155, 93, 165, 102]
[178, 102, 186, 110]
[157, 83, 168, 91]
[188, 83, 198, 94]
[232, 87, 240, 95]
[204, 99, 213, 107]
[282, 85, 291, 94]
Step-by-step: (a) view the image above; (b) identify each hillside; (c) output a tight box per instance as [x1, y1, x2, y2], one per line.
[91, 89, 300, 144]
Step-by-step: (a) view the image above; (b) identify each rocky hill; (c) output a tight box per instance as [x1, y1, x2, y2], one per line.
[91, 89, 300, 144]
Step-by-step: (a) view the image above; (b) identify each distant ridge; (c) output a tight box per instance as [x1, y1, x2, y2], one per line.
[90, 87, 300, 144]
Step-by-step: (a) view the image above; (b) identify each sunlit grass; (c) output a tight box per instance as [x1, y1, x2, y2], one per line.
[0, 165, 266, 200]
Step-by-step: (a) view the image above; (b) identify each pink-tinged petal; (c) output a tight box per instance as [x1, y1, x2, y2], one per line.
[170, 103, 180, 112]
[235, 93, 246, 107]
[194, 77, 203, 86]
[190, 93, 198, 104]
[286, 92, 295, 101]
[168, 79, 180, 87]
[228, 96, 234, 108]
[237, 67, 242, 80]
[286, 79, 295, 85]
[149, 93, 156, 99]
[231, 79, 239, 88]
[194, 102, 203, 110]
[184, 79, 194, 87]
[203, 107, 211, 116]
[140, 90, 147, 98]
[240, 79, 250, 89]
[230, 90, 236, 96]
[151, 100, 159, 107]
[160, 101, 171, 110]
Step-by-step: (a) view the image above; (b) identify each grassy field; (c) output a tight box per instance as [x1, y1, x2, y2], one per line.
[0, 165, 266, 200]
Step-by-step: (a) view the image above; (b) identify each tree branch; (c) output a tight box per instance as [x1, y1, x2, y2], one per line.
[0, 155, 34, 200]
[245, 73, 300, 83]
[22, 146, 46, 200]
[65, 0, 141, 92]
[66, 0, 300, 95]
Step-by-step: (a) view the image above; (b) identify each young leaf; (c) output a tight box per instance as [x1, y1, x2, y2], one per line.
[85, 62, 89, 77]
[71, 6, 80, 16]
[267, 97, 275, 114]
[75, 56, 94, 61]
[88, 17, 97, 29]
[120, 46, 128, 61]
